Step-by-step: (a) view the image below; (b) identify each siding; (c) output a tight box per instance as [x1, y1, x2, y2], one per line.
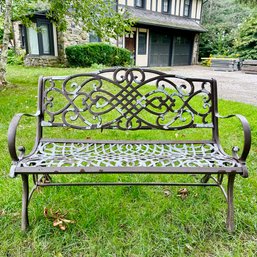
[118, 0, 202, 20]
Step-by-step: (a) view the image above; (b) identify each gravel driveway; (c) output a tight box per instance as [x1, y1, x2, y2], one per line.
[160, 65, 257, 106]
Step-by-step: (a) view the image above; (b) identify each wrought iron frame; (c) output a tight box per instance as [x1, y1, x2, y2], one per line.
[7, 68, 251, 232]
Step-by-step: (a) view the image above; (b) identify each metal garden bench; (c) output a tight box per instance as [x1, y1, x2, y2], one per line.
[8, 68, 251, 232]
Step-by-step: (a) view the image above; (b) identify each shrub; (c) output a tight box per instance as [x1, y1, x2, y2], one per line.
[7, 49, 24, 65]
[65, 43, 132, 67]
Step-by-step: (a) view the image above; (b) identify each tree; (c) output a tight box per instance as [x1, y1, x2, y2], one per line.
[234, 12, 257, 59]
[0, 0, 12, 88]
[237, 0, 257, 5]
[199, 0, 253, 59]
[0, 0, 135, 88]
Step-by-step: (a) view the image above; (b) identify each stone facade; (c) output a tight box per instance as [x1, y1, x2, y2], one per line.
[12, 16, 91, 67]
[12, 21, 23, 50]
[61, 17, 89, 49]
[24, 55, 60, 67]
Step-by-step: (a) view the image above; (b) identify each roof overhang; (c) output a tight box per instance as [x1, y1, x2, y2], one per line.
[124, 6, 206, 32]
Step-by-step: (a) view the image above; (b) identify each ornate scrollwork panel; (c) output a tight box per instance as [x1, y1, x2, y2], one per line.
[42, 68, 214, 130]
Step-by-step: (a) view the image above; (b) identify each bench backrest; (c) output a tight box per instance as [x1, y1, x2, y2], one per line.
[38, 68, 217, 131]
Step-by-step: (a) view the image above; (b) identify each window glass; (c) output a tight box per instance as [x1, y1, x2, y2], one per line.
[163, 0, 169, 13]
[19, 25, 26, 49]
[184, 0, 191, 17]
[138, 32, 147, 55]
[27, 27, 39, 55]
[89, 32, 101, 42]
[135, 0, 144, 8]
[40, 24, 50, 54]
[26, 19, 54, 56]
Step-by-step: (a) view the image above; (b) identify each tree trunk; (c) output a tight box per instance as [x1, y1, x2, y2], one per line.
[0, 0, 13, 88]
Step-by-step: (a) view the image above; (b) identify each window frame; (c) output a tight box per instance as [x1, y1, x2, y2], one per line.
[184, 0, 192, 17]
[162, 0, 171, 14]
[89, 31, 101, 43]
[134, 0, 145, 8]
[25, 17, 55, 56]
[138, 32, 147, 55]
[37, 19, 55, 56]
[19, 24, 26, 49]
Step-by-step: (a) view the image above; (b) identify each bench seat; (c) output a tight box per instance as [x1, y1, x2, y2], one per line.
[13, 139, 243, 175]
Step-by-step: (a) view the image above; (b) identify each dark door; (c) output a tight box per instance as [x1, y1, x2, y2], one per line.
[125, 33, 136, 63]
[172, 35, 193, 66]
[149, 31, 171, 67]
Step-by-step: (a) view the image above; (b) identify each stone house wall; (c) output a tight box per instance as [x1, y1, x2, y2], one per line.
[12, 16, 91, 67]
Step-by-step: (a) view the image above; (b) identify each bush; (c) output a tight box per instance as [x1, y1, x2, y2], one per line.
[65, 43, 132, 67]
[7, 49, 24, 65]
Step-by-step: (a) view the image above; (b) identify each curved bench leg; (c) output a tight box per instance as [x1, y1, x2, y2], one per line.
[226, 173, 236, 233]
[21, 174, 29, 231]
[200, 174, 211, 183]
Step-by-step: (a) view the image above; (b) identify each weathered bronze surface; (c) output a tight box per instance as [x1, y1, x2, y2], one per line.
[8, 68, 251, 232]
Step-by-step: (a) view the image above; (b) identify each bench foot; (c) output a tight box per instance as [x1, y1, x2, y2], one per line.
[21, 174, 29, 231]
[226, 174, 236, 233]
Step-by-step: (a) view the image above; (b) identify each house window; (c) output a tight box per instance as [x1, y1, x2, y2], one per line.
[162, 0, 170, 13]
[135, 0, 145, 8]
[138, 32, 147, 55]
[19, 25, 26, 49]
[89, 32, 101, 42]
[27, 27, 39, 54]
[184, 0, 192, 17]
[26, 19, 54, 55]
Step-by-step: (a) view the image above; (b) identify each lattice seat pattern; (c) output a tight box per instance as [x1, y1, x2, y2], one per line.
[17, 140, 240, 171]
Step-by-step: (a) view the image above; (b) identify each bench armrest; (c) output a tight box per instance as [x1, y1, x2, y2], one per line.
[216, 114, 251, 162]
[8, 112, 40, 162]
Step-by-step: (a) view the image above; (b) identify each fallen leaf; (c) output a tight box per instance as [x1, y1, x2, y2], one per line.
[163, 189, 171, 197]
[11, 212, 20, 217]
[61, 218, 75, 224]
[179, 188, 188, 194]
[0, 210, 6, 216]
[59, 223, 67, 231]
[53, 219, 63, 227]
[185, 243, 193, 251]
[43, 207, 48, 217]
[44, 207, 75, 230]
[41, 177, 51, 183]
[177, 188, 189, 200]
[175, 133, 179, 138]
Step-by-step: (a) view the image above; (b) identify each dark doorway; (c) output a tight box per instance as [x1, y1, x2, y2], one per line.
[172, 35, 193, 66]
[149, 31, 171, 67]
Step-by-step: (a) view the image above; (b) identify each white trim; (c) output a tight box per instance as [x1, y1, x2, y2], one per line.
[135, 28, 149, 66]
[52, 24, 58, 57]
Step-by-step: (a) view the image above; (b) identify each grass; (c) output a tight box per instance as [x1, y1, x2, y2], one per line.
[0, 65, 257, 256]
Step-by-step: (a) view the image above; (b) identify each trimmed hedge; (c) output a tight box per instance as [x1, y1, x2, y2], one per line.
[65, 43, 132, 67]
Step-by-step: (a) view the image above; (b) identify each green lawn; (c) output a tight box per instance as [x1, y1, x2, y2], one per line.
[0, 65, 257, 256]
